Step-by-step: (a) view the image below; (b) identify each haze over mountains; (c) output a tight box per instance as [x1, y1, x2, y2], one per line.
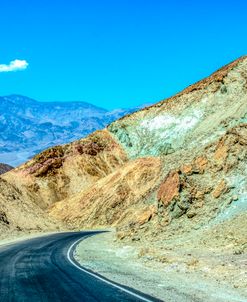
[0, 95, 137, 166]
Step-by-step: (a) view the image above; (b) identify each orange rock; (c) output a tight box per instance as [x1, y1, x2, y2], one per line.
[181, 164, 193, 175]
[194, 157, 208, 173]
[212, 179, 227, 198]
[137, 205, 156, 225]
[214, 143, 229, 161]
[157, 171, 180, 207]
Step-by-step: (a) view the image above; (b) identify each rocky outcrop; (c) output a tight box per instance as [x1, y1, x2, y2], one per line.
[157, 171, 180, 207]
[49, 157, 162, 228]
[3, 130, 128, 209]
[117, 122, 247, 244]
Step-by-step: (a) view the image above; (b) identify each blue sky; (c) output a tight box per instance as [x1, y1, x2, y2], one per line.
[0, 0, 246, 109]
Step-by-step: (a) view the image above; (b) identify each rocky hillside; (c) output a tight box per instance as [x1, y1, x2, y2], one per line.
[0, 95, 136, 166]
[47, 56, 247, 234]
[0, 177, 59, 240]
[2, 56, 247, 257]
[0, 129, 126, 238]
[3, 130, 128, 209]
[0, 163, 13, 175]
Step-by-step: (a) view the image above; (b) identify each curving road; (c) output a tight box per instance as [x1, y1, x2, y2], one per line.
[0, 231, 161, 302]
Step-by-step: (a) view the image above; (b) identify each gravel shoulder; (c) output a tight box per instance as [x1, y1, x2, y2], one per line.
[75, 231, 247, 302]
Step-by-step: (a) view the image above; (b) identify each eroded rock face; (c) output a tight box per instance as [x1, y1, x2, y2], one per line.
[49, 157, 162, 228]
[157, 171, 180, 207]
[3, 130, 128, 208]
[0, 177, 59, 238]
[150, 123, 247, 227]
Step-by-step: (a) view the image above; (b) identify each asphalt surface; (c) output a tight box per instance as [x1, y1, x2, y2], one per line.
[0, 231, 162, 302]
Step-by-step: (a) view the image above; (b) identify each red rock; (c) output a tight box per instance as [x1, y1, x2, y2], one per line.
[157, 171, 180, 207]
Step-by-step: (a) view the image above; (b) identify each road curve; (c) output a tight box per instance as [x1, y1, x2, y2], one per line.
[0, 231, 162, 302]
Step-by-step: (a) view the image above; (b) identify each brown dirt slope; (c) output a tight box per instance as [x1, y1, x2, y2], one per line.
[50, 157, 162, 228]
[0, 177, 59, 239]
[3, 130, 127, 209]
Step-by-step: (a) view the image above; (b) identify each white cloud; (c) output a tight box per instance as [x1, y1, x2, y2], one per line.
[0, 59, 29, 72]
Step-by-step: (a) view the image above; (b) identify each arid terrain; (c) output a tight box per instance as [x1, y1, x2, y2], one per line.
[0, 56, 246, 301]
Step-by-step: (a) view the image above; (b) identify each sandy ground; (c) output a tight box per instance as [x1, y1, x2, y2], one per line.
[75, 231, 247, 302]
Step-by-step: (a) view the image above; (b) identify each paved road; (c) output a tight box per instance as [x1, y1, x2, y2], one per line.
[0, 231, 161, 302]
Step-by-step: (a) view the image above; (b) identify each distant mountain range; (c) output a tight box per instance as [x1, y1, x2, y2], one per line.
[0, 163, 13, 175]
[0, 95, 139, 166]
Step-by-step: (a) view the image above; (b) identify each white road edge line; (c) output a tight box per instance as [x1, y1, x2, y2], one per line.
[67, 237, 155, 302]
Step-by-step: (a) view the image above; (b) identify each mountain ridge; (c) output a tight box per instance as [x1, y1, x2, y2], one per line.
[115, 55, 247, 122]
[0, 95, 137, 166]
[0, 163, 13, 175]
